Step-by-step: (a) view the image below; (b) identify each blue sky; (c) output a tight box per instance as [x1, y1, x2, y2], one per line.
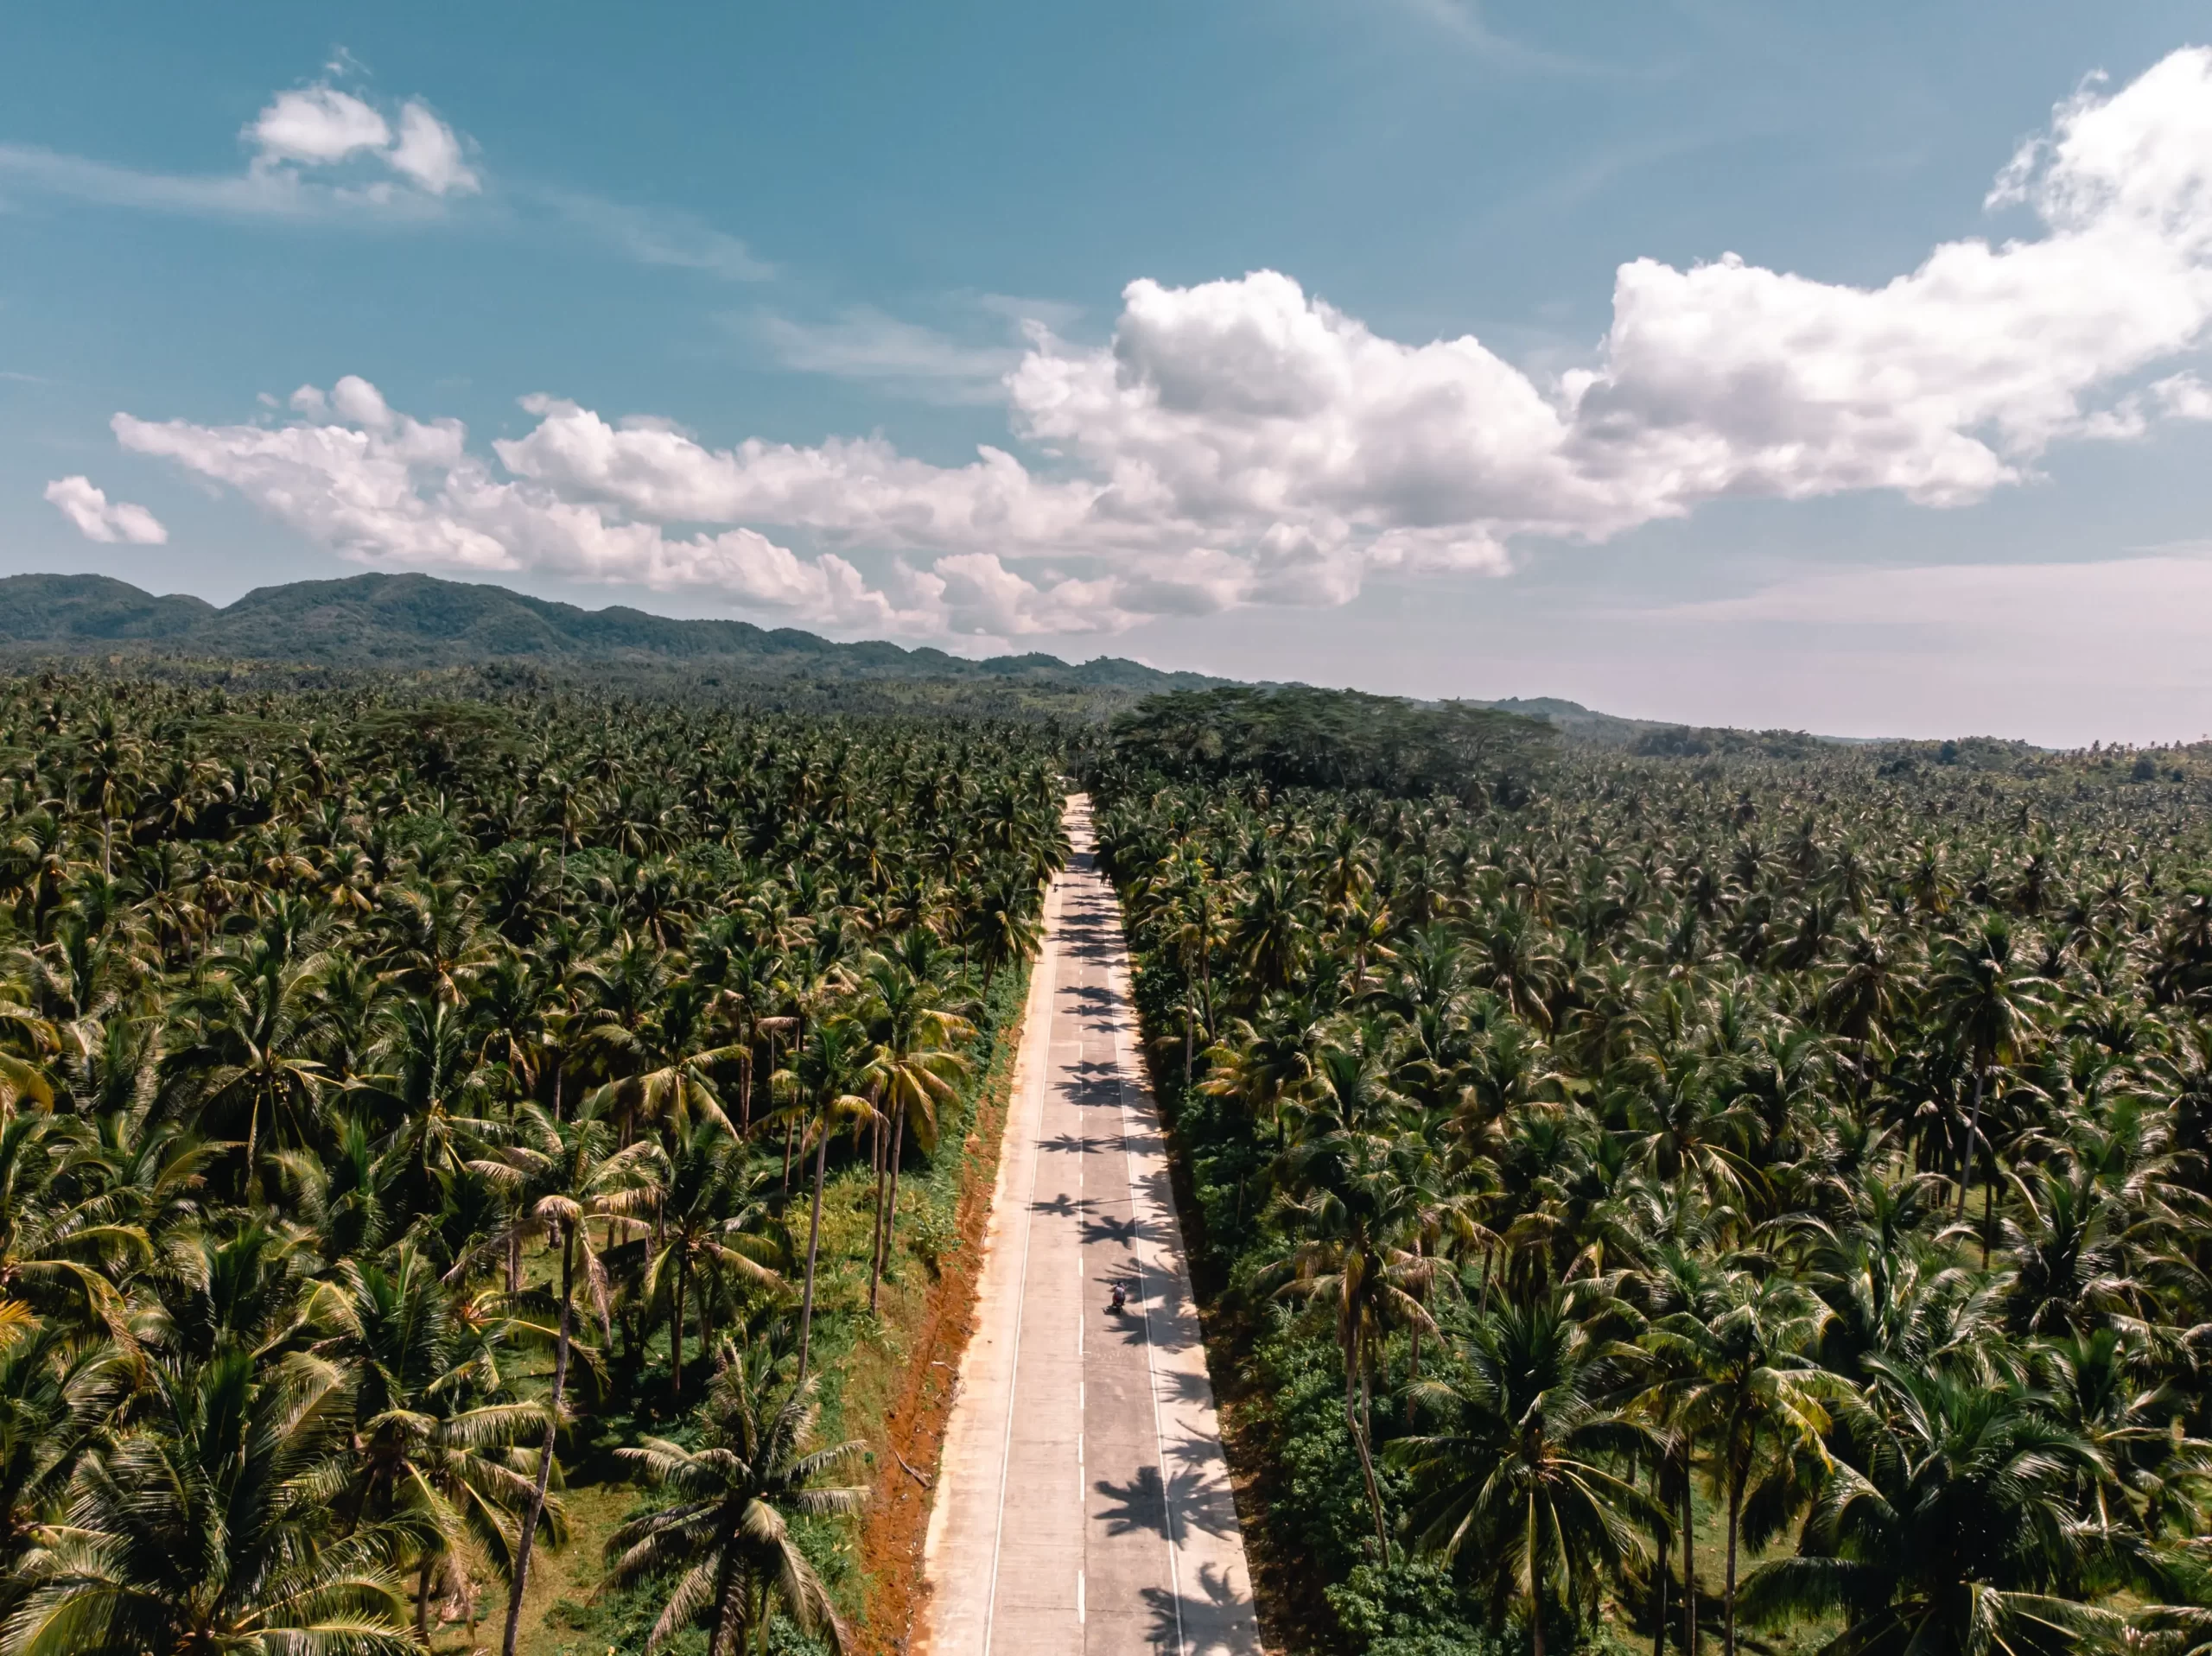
[5, 3, 2212, 743]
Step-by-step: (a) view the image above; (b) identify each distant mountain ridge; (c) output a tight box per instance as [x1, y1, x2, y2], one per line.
[1475, 695, 1656, 746]
[1473, 695, 1859, 754]
[0, 572, 1224, 691]
[0, 572, 1872, 746]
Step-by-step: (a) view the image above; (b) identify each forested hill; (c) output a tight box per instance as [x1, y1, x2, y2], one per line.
[0, 571, 1224, 691]
[0, 573, 1910, 751]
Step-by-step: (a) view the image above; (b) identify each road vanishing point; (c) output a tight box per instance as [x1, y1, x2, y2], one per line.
[921, 796, 1264, 1656]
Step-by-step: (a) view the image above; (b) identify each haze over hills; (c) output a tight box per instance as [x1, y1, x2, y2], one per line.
[0, 572, 1225, 692]
[0, 570, 1888, 750]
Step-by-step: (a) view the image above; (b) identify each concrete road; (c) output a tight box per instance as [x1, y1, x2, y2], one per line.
[922, 797, 1262, 1656]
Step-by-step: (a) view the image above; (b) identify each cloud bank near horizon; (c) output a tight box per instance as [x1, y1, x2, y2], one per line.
[104, 47, 2212, 640]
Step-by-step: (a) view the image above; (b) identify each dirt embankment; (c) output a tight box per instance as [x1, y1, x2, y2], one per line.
[850, 974, 1027, 1653]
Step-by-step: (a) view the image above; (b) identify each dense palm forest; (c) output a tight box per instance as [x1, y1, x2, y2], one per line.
[1090, 695, 2212, 1656]
[0, 670, 1066, 1655]
[16, 659, 2212, 1656]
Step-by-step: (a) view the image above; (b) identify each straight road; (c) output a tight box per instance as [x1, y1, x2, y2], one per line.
[921, 796, 1262, 1656]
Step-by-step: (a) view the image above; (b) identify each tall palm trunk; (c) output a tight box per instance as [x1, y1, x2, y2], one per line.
[503, 1221, 574, 1656]
[1682, 1438, 1697, 1656]
[885, 1107, 907, 1271]
[1724, 1471, 1742, 1656]
[700, 1260, 716, 1361]
[871, 1106, 906, 1315]
[868, 1108, 888, 1313]
[1198, 908, 1212, 1035]
[705, 1553, 740, 1656]
[671, 1253, 687, 1398]
[1344, 1339, 1388, 1552]
[1958, 1063, 1986, 1216]
[1653, 1522, 1669, 1656]
[1981, 1152, 1997, 1270]
[796, 1123, 830, 1387]
[243, 1089, 264, 1205]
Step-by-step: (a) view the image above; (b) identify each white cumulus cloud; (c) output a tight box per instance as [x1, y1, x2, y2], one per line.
[386, 102, 477, 195]
[246, 81, 478, 199]
[44, 476, 168, 544]
[111, 378, 935, 633]
[103, 47, 2212, 639]
[249, 86, 393, 168]
[2155, 372, 2212, 420]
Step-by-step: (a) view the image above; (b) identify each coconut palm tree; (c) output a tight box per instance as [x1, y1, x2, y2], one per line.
[1265, 1125, 1446, 1551]
[1999, 1161, 2139, 1337]
[181, 936, 333, 1200]
[1649, 1272, 1838, 1656]
[1200, 999, 1316, 1154]
[772, 1018, 875, 1387]
[853, 949, 972, 1313]
[1626, 1057, 1765, 1218]
[3, 1349, 417, 1656]
[639, 1123, 785, 1397]
[604, 1352, 867, 1656]
[0, 1309, 124, 1617]
[1738, 1359, 2114, 1656]
[966, 876, 1042, 991]
[1395, 1289, 1662, 1656]
[586, 1021, 743, 1149]
[362, 996, 499, 1193]
[1639, 1247, 1731, 1656]
[471, 1101, 664, 1656]
[0, 1112, 146, 1349]
[1931, 919, 2051, 1222]
[2033, 1328, 2212, 1543]
[1230, 865, 1310, 1001]
[314, 1246, 564, 1640]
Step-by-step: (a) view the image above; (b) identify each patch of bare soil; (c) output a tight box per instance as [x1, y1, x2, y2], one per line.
[850, 978, 1027, 1655]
